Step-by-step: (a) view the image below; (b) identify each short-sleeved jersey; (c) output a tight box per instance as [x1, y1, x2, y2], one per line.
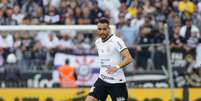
[95, 35, 127, 83]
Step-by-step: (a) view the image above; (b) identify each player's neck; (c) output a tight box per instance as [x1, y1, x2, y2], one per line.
[102, 34, 113, 42]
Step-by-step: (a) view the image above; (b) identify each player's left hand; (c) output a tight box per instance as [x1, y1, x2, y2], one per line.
[106, 66, 119, 74]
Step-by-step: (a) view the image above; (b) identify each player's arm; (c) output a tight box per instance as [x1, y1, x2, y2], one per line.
[107, 37, 133, 74]
[117, 48, 133, 69]
[107, 48, 133, 74]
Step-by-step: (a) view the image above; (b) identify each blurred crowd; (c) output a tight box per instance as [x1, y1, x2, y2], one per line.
[0, 0, 201, 87]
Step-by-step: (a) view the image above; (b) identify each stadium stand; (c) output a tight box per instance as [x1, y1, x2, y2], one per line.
[0, 0, 201, 88]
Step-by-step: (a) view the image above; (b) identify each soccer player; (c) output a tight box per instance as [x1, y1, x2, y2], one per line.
[85, 18, 133, 101]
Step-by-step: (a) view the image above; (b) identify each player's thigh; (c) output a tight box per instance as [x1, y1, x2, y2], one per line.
[109, 83, 128, 101]
[85, 95, 98, 101]
[88, 78, 109, 101]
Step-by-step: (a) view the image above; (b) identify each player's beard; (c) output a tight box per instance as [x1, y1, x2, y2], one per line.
[100, 33, 107, 40]
[100, 33, 111, 41]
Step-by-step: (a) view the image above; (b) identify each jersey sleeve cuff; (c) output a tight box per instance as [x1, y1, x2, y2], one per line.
[120, 48, 127, 53]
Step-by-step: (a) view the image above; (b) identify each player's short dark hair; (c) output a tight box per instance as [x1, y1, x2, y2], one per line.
[98, 17, 110, 25]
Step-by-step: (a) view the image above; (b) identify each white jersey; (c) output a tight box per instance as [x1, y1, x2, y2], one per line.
[95, 35, 127, 83]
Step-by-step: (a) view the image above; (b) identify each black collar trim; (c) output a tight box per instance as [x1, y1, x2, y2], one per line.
[102, 34, 113, 43]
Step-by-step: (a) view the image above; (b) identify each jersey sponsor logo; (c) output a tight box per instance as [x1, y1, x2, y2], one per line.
[101, 65, 111, 68]
[100, 74, 115, 80]
[100, 59, 111, 68]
